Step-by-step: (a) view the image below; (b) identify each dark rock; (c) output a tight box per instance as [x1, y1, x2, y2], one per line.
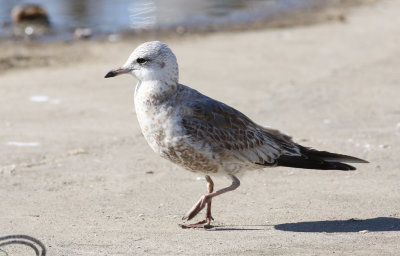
[11, 4, 50, 26]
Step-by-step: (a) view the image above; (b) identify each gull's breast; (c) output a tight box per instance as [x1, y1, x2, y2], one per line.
[135, 97, 221, 174]
[135, 98, 177, 153]
[134, 83, 252, 175]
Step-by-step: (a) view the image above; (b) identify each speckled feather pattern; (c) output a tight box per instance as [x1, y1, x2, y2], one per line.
[113, 41, 363, 177]
[135, 80, 301, 176]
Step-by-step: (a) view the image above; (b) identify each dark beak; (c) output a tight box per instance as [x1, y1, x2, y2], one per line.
[104, 67, 130, 78]
[105, 70, 117, 78]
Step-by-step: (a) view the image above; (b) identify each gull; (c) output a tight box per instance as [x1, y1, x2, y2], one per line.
[105, 41, 368, 228]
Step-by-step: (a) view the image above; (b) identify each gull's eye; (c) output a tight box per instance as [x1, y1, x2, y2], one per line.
[137, 58, 147, 64]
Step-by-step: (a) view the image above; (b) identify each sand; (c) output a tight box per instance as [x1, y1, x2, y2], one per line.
[0, 0, 399, 255]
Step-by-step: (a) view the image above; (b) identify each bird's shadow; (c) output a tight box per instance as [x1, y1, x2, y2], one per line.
[274, 217, 400, 233]
[200, 217, 400, 232]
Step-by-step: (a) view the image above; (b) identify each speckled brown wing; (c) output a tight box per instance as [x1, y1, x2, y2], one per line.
[181, 97, 300, 165]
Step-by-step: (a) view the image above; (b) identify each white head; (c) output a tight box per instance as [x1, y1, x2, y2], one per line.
[105, 41, 179, 84]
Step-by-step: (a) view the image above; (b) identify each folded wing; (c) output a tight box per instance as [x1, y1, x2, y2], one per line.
[180, 93, 367, 171]
[181, 96, 300, 166]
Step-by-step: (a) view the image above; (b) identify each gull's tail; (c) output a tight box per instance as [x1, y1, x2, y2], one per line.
[276, 145, 368, 171]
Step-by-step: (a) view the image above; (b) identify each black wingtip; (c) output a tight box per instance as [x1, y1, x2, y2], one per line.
[104, 70, 116, 78]
[275, 156, 357, 171]
[274, 145, 368, 171]
[298, 146, 368, 164]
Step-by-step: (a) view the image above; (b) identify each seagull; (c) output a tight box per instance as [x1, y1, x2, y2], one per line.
[105, 41, 368, 228]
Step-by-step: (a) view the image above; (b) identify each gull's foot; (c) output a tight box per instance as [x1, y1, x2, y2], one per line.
[182, 194, 211, 221]
[179, 217, 214, 229]
[182, 195, 211, 220]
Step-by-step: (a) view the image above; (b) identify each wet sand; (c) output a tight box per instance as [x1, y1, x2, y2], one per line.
[0, 0, 399, 255]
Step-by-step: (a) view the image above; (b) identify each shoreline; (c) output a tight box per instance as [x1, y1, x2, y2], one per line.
[0, 0, 377, 74]
[0, 0, 376, 43]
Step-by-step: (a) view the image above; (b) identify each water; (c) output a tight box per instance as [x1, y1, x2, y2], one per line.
[0, 0, 321, 41]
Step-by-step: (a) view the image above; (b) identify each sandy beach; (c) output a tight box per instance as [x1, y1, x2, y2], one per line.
[0, 0, 399, 255]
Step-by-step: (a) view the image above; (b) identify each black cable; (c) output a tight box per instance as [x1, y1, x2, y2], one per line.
[0, 235, 46, 256]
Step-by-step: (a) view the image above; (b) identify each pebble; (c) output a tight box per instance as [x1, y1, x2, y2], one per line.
[68, 148, 88, 155]
[25, 26, 34, 35]
[1, 164, 17, 175]
[74, 28, 92, 40]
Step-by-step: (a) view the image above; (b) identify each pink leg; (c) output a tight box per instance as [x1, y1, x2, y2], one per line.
[180, 175, 240, 228]
[205, 175, 214, 222]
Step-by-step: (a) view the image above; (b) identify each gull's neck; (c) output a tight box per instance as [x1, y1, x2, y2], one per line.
[135, 80, 178, 105]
